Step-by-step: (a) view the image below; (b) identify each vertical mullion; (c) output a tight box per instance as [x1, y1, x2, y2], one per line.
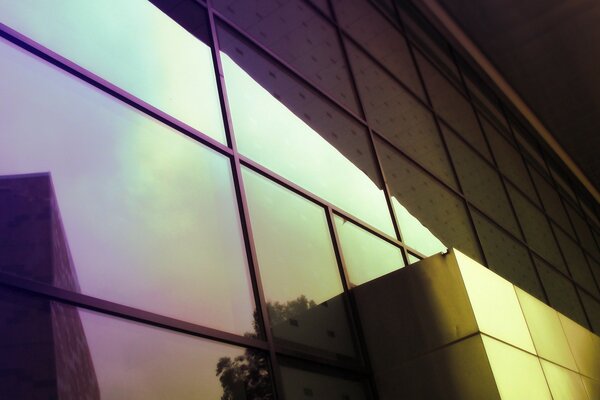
[205, 1, 285, 398]
[327, 0, 408, 266]
[537, 132, 597, 325]
[325, 207, 380, 400]
[454, 52, 549, 302]
[398, 11, 488, 267]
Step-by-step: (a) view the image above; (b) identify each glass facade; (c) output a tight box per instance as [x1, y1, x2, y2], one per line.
[0, 0, 599, 398]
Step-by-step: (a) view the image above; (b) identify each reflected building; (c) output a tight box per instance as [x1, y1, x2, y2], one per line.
[0, 173, 100, 399]
[0, 0, 599, 398]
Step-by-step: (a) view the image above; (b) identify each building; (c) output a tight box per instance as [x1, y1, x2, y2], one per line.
[0, 0, 598, 398]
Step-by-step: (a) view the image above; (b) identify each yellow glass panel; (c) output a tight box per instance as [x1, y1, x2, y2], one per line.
[454, 250, 535, 353]
[482, 335, 552, 400]
[582, 376, 600, 400]
[541, 360, 589, 400]
[560, 314, 600, 380]
[516, 288, 577, 370]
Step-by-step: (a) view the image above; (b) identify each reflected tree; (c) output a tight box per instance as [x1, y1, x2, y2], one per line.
[216, 295, 318, 399]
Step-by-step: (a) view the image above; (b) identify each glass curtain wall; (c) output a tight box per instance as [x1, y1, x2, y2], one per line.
[0, 0, 599, 398]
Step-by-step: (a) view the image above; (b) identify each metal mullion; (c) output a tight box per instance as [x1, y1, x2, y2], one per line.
[211, 10, 368, 125]
[340, 30, 430, 109]
[0, 23, 232, 160]
[0, 272, 269, 351]
[325, 207, 380, 400]
[465, 204, 600, 301]
[456, 58, 549, 302]
[404, 23, 488, 267]
[538, 140, 600, 299]
[239, 154, 402, 248]
[206, 2, 284, 398]
[327, 0, 406, 256]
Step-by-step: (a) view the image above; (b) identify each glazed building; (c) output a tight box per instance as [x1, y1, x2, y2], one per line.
[0, 0, 599, 398]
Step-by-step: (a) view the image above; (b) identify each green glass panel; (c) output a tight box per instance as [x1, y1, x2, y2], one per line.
[334, 215, 405, 286]
[0, 0, 226, 143]
[242, 168, 356, 358]
[219, 24, 395, 237]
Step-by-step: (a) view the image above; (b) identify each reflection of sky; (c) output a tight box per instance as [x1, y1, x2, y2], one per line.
[221, 53, 397, 237]
[391, 197, 446, 257]
[334, 216, 405, 285]
[79, 308, 242, 399]
[0, 0, 226, 143]
[243, 168, 344, 305]
[0, 39, 255, 335]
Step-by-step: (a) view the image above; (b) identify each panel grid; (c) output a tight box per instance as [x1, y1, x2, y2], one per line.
[0, 0, 599, 397]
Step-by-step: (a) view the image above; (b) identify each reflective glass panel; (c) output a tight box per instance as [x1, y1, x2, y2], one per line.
[471, 211, 545, 300]
[416, 53, 491, 159]
[346, 42, 458, 188]
[375, 137, 482, 262]
[535, 257, 589, 328]
[334, 215, 405, 286]
[280, 365, 368, 400]
[444, 127, 520, 237]
[507, 185, 565, 271]
[242, 168, 357, 359]
[0, 288, 273, 399]
[218, 23, 395, 236]
[213, 0, 361, 114]
[333, 0, 424, 98]
[0, 39, 256, 335]
[0, 0, 226, 143]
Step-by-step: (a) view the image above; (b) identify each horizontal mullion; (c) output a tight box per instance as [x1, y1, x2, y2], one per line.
[0, 23, 233, 160]
[0, 271, 269, 351]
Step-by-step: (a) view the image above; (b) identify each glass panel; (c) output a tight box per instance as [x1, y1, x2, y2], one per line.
[0, 39, 256, 335]
[280, 365, 368, 400]
[554, 228, 600, 297]
[416, 53, 491, 160]
[0, 0, 226, 143]
[530, 167, 575, 237]
[334, 215, 405, 286]
[484, 118, 539, 204]
[444, 127, 520, 237]
[507, 185, 565, 271]
[471, 211, 545, 301]
[346, 42, 458, 188]
[218, 23, 395, 237]
[565, 203, 600, 261]
[535, 257, 589, 328]
[333, 0, 424, 98]
[212, 0, 361, 114]
[242, 168, 357, 359]
[0, 288, 274, 399]
[375, 137, 482, 262]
